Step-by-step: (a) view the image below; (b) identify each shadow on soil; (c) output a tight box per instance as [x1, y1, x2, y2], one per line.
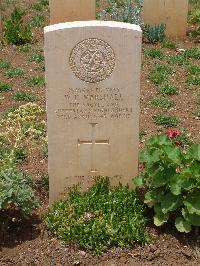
[0, 210, 42, 250]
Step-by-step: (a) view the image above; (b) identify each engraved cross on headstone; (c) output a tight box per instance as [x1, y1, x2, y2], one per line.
[78, 123, 109, 173]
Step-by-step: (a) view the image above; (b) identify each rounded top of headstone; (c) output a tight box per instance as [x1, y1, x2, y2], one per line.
[44, 20, 142, 33]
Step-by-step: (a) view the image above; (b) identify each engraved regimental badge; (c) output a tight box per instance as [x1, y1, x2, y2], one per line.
[69, 38, 116, 83]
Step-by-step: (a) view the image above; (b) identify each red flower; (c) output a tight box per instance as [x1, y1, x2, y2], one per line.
[174, 141, 181, 146]
[167, 129, 181, 139]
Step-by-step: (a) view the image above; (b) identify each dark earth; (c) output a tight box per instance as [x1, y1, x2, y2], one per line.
[0, 0, 200, 265]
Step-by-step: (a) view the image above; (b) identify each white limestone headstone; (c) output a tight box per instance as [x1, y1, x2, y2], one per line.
[143, 0, 189, 38]
[44, 21, 142, 204]
[49, 0, 96, 24]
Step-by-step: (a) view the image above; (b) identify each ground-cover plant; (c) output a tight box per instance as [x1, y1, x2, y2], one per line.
[3, 106, 19, 118]
[98, 0, 143, 25]
[0, 103, 46, 165]
[149, 97, 175, 109]
[0, 59, 12, 70]
[167, 54, 189, 66]
[161, 38, 177, 50]
[4, 7, 32, 45]
[29, 14, 46, 28]
[44, 177, 150, 255]
[184, 47, 200, 60]
[189, 8, 200, 24]
[190, 26, 200, 39]
[0, 82, 12, 92]
[0, 103, 46, 232]
[145, 48, 165, 59]
[153, 114, 179, 127]
[186, 75, 200, 86]
[0, 166, 39, 220]
[26, 52, 44, 63]
[159, 84, 178, 95]
[5, 67, 25, 78]
[194, 109, 200, 118]
[149, 64, 173, 85]
[13, 91, 37, 102]
[18, 43, 33, 53]
[134, 133, 200, 233]
[143, 23, 166, 44]
[31, 0, 49, 11]
[149, 71, 167, 84]
[26, 76, 45, 87]
[187, 65, 200, 75]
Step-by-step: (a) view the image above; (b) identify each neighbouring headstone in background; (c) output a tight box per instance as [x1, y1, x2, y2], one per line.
[49, 0, 96, 24]
[44, 21, 142, 204]
[143, 0, 189, 38]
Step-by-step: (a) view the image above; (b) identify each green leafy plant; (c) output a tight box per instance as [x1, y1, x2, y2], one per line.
[26, 52, 44, 63]
[184, 48, 200, 60]
[0, 82, 12, 92]
[134, 133, 200, 233]
[29, 14, 46, 28]
[190, 27, 200, 38]
[31, 0, 49, 11]
[154, 114, 179, 127]
[148, 64, 173, 85]
[0, 167, 39, 214]
[187, 65, 200, 75]
[5, 67, 24, 78]
[44, 177, 150, 255]
[149, 97, 175, 109]
[0, 103, 46, 165]
[4, 7, 32, 45]
[189, 8, 200, 24]
[145, 48, 165, 59]
[13, 91, 37, 102]
[0, 59, 12, 70]
[194, 109, 200, 118]
[98, 0, 143, 25]
[18, 43, 32, 53]
[159, 84, 178, 95]
[3, 106, 19, 118]
[13, 147, 26, 163]
[167, 55, 189, 66]
[26, 76, 45, 87]
[143, 23, 166, 43]
[186, 75, 200, 86]
[149, 71, 167, 84]
[161, 38, 177, 50]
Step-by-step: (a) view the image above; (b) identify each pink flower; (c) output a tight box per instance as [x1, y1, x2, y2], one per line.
[174, 141, 181, 146]
[167, 129, 181, 139]
[84, 212, 92, 220]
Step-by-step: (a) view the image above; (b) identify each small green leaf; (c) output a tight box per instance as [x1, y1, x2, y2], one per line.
[152, 166, 175, 188]
[140, 147, 162, 164]
[154, 213, 169, 226]
[163, 146, 182, 165]
[181, 161, 200, 178]
[175, 217, 191, 233]
[134, 175, 145, 187]
[190, 144, 200, 161]
[184, 190, 200, 215]
[182, 208, 200, 226]
[170, 175, 195, 195]
[144, 189, 164, 206]
[161, 192, 181, 214]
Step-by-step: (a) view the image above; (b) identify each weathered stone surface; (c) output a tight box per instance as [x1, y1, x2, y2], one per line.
[49, 0, 96, 24]
[44, 21, 142, 204]
[143, 0, 189, 38]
